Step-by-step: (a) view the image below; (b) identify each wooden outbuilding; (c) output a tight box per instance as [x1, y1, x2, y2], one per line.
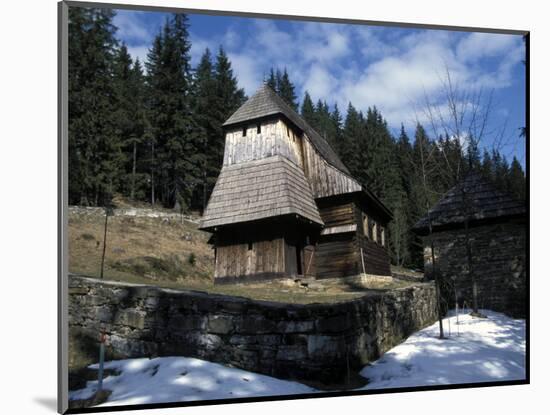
[413, 173, 526, 316]
[199, 84, 392, 283]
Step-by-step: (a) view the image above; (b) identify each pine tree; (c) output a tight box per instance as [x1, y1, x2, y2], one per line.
[301, 91, 316, 127]
[329, 103, 344, 156]
[265, 67, 298, 110]
[129, 58, 151, 201]
[190, 48, 217, 210]
[408, 124, 437, 268]
[396, 125, 413, 197]
[113, 46, 149, 201]
[278, 68, 298, 110]
[341, 103, 363, 177]
[507, 157, 526, 200]
[266, 68, 277, 91]
[145, 13, 195, 209]
[275, 69, 282, 94]
[480, 148, 493, 181]
[68, 7, 121, 206]
[187, 46, 245, 211]
[492, 150, 510, 192]
[314, 100, 333, 141]
[394, 125, 414, 266]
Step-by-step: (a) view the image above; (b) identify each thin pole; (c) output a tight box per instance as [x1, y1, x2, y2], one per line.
[346, 345, 350, 386]
[360, 247, 366, 274]
[100, 211, 108, 279]
[98, 331, 106, 391]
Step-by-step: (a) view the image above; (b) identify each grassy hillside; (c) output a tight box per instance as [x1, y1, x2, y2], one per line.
[69, 210, 214, 282]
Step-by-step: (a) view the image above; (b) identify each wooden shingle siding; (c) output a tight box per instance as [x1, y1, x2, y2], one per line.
[302, 137, 362, 198]
[199, 155, 323, 229]
[414, 172, 526, 234]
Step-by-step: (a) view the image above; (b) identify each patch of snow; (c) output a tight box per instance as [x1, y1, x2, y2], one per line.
[69, 309, 525, 407]
[69, 356, 317, 407]
[359, 309, 526, 389]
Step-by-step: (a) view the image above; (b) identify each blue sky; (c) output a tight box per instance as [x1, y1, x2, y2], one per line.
[112, 9, 526, 165]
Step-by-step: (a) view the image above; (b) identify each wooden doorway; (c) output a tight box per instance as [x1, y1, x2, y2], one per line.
[302, 244, 315, 278]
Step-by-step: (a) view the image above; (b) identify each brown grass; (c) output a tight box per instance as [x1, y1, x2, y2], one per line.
[69, 212, 214, 282]
[69, 209, 421, 304]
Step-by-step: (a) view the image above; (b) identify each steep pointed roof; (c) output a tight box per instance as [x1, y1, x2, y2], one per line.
[223, 84, 351, 175]
[413, 172, 526, 235]
[199, 155, 324, 230]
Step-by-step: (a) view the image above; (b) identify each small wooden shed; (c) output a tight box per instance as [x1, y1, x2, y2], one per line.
[413, 173, 526, 316]
[199, 84, 392, 284]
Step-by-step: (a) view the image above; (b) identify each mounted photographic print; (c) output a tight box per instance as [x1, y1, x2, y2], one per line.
[58, 1, 529, 413]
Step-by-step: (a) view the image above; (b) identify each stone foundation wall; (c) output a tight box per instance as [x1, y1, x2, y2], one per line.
[69, 276, 437, 384]
[424, 220, 526, 317]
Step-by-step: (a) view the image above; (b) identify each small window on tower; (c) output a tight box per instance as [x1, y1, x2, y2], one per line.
[247, 242, 253, 251]
[286, 125, 290, 137]
[257, 124, 261, 134]
[242, 127, 247, 136]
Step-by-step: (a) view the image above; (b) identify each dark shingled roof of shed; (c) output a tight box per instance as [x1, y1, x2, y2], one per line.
[223, 84, 351, 175]
[413, 173, 526, 234]
[199, 155, 324, 230]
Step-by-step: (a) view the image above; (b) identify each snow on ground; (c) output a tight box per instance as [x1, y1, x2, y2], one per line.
[69, 356, 317, 407]
[360, 309, 526, 389]
[70, 309, 525, 407]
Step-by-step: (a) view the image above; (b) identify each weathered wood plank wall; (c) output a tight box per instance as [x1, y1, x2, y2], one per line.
[301, 134, 362, 198]
[223, 120, 303, 168]
[315, 233, 359, 279]
[215, 236, 285, 282]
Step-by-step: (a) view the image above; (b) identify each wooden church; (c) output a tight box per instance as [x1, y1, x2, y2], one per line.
[199, 84, 392, 284]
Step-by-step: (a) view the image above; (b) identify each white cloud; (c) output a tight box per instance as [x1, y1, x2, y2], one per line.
[334, 32, 463, 126]
[113, 11, 152, 44]
[354, 27, 399, 60]
[113, 12, 524, 133]
[457, 33, 521, 62]
[298, 22, 352, 63]
[189, 35, 217, 66]
[126, 45, 150, 67]
[302, 67, 338, 101]
[227, 53, 263, 94]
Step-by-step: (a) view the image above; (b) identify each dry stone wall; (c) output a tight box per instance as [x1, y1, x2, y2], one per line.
[69, 276, 437, 385]
[68, 206, 198, 224]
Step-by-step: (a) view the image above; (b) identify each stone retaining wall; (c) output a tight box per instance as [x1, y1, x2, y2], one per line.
[68, 206, 198, 224]
[69, 276, 437, 384]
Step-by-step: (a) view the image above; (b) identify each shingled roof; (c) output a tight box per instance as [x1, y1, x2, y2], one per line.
[199, 155, 324, 230]
[413, 173, 526, 235]
[223, 84, 351, 175]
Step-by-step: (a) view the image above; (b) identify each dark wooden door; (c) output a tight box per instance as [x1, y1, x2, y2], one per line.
[302, 244, 316, 278]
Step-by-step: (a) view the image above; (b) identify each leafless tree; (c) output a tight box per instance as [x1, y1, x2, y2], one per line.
[417, 67, 521, 317]
[412, 124, 446, 338]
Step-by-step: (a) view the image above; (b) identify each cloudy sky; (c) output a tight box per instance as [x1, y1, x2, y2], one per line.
[113, 9, 526, 164]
